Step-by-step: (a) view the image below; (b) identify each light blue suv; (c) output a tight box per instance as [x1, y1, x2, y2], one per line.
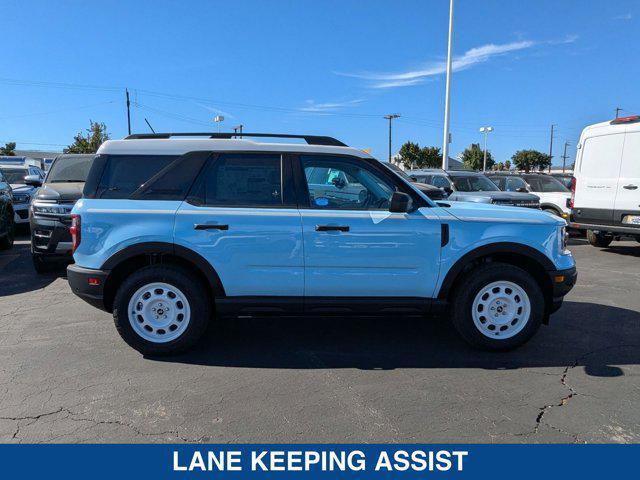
[67, 133, 576, 355]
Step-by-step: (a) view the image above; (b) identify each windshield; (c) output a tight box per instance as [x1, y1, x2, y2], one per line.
[450, 174, 499, 192]
[524, 175, 569, 192]
[0, 167, 28, 184]
[46, 156, 94, 183]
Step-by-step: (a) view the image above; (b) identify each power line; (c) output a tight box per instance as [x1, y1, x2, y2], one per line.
[0, 100, 116, 120]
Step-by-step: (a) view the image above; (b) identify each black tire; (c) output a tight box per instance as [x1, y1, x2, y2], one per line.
[586, 230, 613, 248]
[450, 262, 545, 351]
[32, 253, 53, 274]
[113, 264, 211, 356]
[542, 207, 561, 217]
[0, 209, 14, 251]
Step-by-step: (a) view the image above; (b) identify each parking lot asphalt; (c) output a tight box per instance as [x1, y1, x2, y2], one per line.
[0, 229, 639, 444]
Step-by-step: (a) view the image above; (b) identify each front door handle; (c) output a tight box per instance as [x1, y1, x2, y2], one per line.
[315, 225, 349, 232]
[623, 184, 638, 190]
[194, 223, 229, 231]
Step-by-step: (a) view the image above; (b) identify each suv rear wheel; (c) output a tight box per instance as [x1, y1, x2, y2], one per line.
[113, 265, 211, 355]
[450, 263, 544, 350]
[586, 230, 613, 248]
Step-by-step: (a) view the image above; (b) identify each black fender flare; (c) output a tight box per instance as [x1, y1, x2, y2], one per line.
[101, 241, 226, 296]
[437, 242, 555, 299]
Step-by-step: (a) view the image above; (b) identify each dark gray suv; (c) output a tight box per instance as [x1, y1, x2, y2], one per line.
[408, 169, 540, 208]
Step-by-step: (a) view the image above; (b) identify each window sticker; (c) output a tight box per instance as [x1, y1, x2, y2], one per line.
[315, 197, 329, 207]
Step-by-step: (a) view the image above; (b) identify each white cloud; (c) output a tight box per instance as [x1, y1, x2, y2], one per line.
[299, 99, 364, 112]
[613, 13, 632, 20]
[192, 102, 234, 119]
[337, 36, 578, 89]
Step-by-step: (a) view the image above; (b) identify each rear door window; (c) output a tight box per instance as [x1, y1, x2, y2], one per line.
[190, 153, 283, 207]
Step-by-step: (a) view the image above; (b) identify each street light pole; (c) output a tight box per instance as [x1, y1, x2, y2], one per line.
[384, 114, 400, 163]
[479, 126, 494, 172]
[214, 115, 224, 133]
[441, 0, 455, 170]
[548, 124, 555, 173]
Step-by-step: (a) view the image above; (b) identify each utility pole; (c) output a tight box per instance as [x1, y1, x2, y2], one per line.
[548, 124, 555, 173]
[441, 0, 455, 170]
[384, 114, 400, 162]
[561, 141, 571, 173]
[125, 89, 131, 135]
[615, 107, 623, 119]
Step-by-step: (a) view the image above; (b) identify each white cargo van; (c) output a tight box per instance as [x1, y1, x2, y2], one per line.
[570, 116, 640, 247]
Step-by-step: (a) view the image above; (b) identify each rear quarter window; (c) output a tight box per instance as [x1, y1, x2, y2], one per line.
[94, 155, 178, 199]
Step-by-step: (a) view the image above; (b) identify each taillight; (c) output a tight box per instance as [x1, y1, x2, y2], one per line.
[568, 177, 576, 209]
[70, 214, 81, 253]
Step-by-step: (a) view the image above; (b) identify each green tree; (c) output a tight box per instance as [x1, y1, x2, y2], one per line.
[511, 149, 551, 173]
[64, 120, 110, 154]
[397, 142, 441, 169]
[0, 142, 16, 156]
[492, 162, 505, 171]
[461, 143, 494, 171]
[418, 146, 442, 168]
[504, 159, 511, 171]
[397, 141, 421, 169]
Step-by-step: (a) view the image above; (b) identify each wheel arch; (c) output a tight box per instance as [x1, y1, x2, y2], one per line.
[437, 242, 555, 316]
[101, 242, 225, 312]
[540, 203, 562, 215]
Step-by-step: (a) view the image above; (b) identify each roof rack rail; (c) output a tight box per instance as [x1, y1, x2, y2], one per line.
[124, 132, 347, 147]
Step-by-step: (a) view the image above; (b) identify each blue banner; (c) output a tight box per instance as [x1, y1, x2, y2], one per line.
[0, 444, 635, 479]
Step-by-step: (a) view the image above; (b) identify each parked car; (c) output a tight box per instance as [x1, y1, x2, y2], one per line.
[0, 169, 15, 250]
[409, 169, 540, 209]
[486, 172, 571, 219]
[67, 132, 575, 355]
[382, 163, 448, 200]
[30, 154, 95, 273]
[551, 173, 573, 190]
[0, 164, 45, 225]
[570, 115, 640, 247]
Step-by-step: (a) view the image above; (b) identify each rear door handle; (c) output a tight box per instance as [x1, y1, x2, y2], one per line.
[315, 225, 349, 232]
[194, 223, 229, 231]
[623, 184, 638, 190]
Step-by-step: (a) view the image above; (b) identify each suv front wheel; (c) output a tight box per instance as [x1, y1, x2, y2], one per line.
[113, 265, 211, 355]
[450, 263, 544, 350]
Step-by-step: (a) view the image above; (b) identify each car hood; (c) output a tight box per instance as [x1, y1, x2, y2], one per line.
[439, 200, 565, 226]
[10, 184, 36, 194]
[35, 182, 84, 202]
[449, 191, 540, 202]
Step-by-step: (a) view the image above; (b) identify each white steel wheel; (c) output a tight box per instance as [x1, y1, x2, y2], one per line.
[127, 282, 191, 343]
[471, 280, 531, 340]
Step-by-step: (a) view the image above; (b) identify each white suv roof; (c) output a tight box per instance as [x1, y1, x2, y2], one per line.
[97, 133, 373, 159]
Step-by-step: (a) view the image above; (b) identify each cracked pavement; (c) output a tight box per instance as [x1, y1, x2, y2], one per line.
[0, 231, 639, 443]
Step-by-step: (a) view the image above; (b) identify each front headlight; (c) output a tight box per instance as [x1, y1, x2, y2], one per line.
[31, 204, 68, 215]
[13, 194, 30, 204]
[559, 226, 569, 253]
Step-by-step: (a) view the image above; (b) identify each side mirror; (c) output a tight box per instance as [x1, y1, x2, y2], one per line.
[516, 187, 528, 193]
[409, 175, 418, 182]
[444, 187, 453, 195]
[389, 191, 413, 213]
[24, 175, 42, 187]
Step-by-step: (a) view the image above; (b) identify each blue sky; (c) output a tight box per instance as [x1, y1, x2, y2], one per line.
[1, 0, 638, 165]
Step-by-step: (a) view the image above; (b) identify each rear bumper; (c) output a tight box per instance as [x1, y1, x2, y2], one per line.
[67, 264, 110, 311]
[569, 221, 640, 236]
[548, 266, 577, 313]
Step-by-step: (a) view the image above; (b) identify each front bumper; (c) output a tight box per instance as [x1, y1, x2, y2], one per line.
[67, 264, 110, 311]
[548, 266, 577, 314]
[30, 214, 74, 257]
